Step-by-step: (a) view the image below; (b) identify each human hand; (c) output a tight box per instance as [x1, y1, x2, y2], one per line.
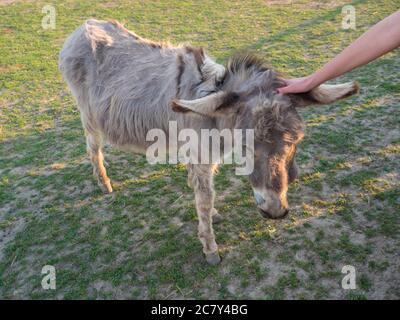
[277, 76, 317, 94]
[278, 12, 400, 95]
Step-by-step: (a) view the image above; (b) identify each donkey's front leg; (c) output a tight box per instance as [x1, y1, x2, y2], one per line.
[192, 164, 221, 265]
[187, 163, 223, 224]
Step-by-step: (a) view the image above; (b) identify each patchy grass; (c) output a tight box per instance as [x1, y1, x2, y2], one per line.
[0, 0, 399, 299]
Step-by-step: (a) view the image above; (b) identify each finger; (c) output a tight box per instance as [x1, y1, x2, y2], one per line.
[280, 79, 289, 86]
[277, 86, 290, 94]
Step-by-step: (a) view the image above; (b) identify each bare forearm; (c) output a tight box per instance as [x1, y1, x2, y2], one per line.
[309, 10, 400, 87]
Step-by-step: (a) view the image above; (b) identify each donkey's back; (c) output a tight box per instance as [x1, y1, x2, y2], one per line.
[59, 19, 184, 147]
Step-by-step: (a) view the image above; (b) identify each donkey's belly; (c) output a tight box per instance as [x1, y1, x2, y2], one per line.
[109, 142, 148, 155]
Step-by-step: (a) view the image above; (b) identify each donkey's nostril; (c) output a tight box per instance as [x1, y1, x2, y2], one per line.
[254, 192, 265, 205]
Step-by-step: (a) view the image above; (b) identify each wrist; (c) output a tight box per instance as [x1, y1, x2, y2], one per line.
[306, 73, 321, 89]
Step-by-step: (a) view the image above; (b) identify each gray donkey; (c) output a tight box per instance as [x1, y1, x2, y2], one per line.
[59, 19, 359, 264]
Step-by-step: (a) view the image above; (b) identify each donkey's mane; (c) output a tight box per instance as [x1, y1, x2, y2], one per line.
[222, 52, 285, 93]
[226, 52, 270, 74]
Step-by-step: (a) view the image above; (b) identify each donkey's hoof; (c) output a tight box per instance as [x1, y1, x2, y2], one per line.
[212, 212, 223, 224]
[205, 251, 221, 265]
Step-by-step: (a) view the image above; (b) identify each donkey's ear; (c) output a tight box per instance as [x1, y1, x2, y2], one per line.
[171, 91, 240, 117]
[290, 81, 359, 107]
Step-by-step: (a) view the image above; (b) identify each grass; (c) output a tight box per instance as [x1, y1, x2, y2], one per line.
[0, 0, 399, 299]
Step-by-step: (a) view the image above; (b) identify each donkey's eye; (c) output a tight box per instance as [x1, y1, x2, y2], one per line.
[214, 74, 226, 89]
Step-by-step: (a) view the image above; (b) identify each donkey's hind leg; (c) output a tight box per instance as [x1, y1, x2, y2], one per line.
[86, 133, 113, 194]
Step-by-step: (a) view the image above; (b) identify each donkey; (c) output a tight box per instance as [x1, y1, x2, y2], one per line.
[59, 19, 359, 264]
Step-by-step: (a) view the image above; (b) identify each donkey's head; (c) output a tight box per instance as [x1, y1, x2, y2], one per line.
[172, 53, 359, 219]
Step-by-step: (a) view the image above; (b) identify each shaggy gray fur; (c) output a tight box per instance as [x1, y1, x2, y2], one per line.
[59, 19, 359, 264]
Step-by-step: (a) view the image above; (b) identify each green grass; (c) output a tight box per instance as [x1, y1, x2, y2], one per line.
[1, 0, 399, 299]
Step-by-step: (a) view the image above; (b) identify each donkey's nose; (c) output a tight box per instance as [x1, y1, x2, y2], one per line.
[281, 209, 289, 218]
[259, 209, 289, 219]
[259, 209, 271, 219]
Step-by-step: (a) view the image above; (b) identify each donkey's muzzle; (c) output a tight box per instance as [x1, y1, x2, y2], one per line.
[259, 208, 289, 220]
